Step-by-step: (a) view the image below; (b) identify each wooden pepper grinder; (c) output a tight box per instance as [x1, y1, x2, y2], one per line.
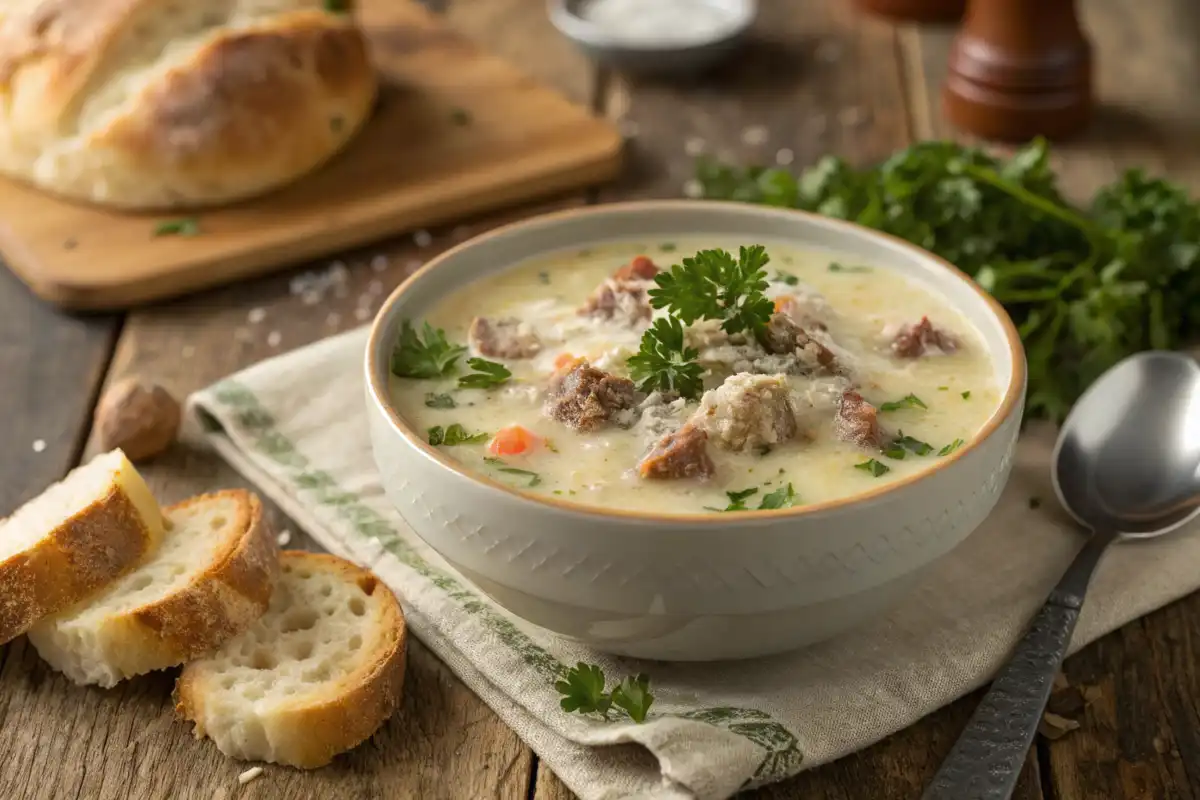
[942, 0, 1093, 141]
[854, 0, 964, 23]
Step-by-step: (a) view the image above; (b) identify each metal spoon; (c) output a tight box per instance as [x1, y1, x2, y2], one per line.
[922, 351, 1200, 800]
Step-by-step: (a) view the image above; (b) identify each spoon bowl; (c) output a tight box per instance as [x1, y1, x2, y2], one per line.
[1053, 352, 1200, 536]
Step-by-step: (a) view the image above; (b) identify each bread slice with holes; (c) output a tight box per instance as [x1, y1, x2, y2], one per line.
[174, 551, 406, 768]
[0, 449, 164, 645]
[27, 490, 279, 687]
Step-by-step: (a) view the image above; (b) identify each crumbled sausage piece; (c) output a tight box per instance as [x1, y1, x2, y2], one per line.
[835, 390, 888, 450]
[762, 313, 840, 374]
[891, 317, 960, 358]
[612, 255, 660, 282]
[468, 316, 542, 359]
[692, 373, 799, 452]
[638, 423, 715, 480]
[579, 279, 653, 326]
[544, 360, 638, 432]
[579, 257, 660, 326]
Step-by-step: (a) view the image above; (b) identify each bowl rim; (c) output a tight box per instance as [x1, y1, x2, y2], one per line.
[365, 200, 1027, 524]
[546, 0, 757, 54]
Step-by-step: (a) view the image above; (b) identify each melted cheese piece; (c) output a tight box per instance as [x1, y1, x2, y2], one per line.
[389, 239, 1001, 514]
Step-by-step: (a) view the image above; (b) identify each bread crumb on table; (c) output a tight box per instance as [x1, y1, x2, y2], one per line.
[237, 767, 263, 785]
[277, 530, 291, 547]
[32, 439, 46, 453]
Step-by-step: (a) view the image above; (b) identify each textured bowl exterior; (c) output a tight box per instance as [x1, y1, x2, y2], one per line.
[365, 202, 1026, 661]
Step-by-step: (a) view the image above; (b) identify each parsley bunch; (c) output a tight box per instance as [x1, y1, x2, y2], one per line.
[391, 321, 467, 379]
[696, 139, 1200, 422]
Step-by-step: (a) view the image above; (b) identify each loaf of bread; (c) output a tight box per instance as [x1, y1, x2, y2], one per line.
[29, 490, 279, 688]
[0, 0, 378, 210]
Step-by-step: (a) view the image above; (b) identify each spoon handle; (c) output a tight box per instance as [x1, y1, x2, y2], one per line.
[921, 528, 1117, 800]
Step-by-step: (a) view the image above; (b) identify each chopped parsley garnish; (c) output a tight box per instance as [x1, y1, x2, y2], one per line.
[758, 482, 798, 509]
[153, 217, 199, 237]
[707, 483, 797, 511]
[828, 262, 871, 273]
[707, 487, 758, 512]
[555, 663, 654, 723]
[882, 442, 907, 460]
[458, 358, 511, 389]
[961, 390, 972, 399]
[774, 271, 800, 286]
[938, 386, 949, 391]
[938, 438, 965, 456]
[450, 107, 472, 126]
[484, 457, 541, 487]
[627, 317, 704, 399]
[648, 245, 774, 335]
[659, 242, 677, 252]
[391, 321, 467, 379]
[538, 271, 551, 285]
[424, 392, 456, 409]
[879, 393, 928, 412]
[1029, 496, 1042, 509]
[855, 458, 890, 477]
[427, 424, 488, 446]
[893, 433, 934, 456]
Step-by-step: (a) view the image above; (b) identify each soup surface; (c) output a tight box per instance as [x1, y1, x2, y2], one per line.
[388, 239, 1001, 514]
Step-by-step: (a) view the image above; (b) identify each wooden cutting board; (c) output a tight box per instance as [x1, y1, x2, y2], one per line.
[0, 1, 622, 311]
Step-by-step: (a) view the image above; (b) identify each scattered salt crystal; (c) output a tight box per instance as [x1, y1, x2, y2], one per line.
[775, 148, 795, 166]
[289, 262, 350, 306]
[267, 331, 282, 348]
[355, 307, 372, 322]
[413, 229, 432, 247]
[181, 345, 195, 359]
[682, 179, 704, 199]
[247, 308, 266, 324]
[741, 125, 768, 146]
[367, 280, 383, 296]
[237, 767, 263, 785]
[326, 312, 341, 327]
[329, 261, 349, 280]
[277, 530, 291, 546]
[301, 290, 321, 306]
[684, 136, 705, 156]
[838, 106, 868, 127]
[370, 254, 389, 272]
[32, 439, 46, 453]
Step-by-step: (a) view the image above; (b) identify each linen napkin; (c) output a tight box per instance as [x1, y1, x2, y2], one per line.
[187, 327, 1200, 800]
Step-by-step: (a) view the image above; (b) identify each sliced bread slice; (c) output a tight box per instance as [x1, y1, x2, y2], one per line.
[0, 449, 164, 645]
[28, 490, 280, 687]
[175, 551, 406, 769]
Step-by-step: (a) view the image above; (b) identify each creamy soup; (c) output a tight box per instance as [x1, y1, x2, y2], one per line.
[388, 239, 1000, 514]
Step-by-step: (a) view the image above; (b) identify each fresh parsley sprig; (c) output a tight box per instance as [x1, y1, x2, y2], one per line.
[483, 457, 541, 487]
[391, 321, 467, 379]
[555, 663, 654, 723]
[707, 483, 798, 511]
[458, 357, 512, 389]
[627, 317, 704, 400]
[649, 246, 774, 336]
[427, 424, 488, 446]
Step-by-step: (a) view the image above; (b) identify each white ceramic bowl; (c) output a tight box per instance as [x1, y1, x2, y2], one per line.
[365, 201, 1026, 661]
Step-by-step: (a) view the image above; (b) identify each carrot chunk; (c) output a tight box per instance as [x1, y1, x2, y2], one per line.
[488, 425, 543, 456]
[554, 352, 579, 370]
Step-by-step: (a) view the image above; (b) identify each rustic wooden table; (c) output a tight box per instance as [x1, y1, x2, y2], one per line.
[2, 1, 1197, 798]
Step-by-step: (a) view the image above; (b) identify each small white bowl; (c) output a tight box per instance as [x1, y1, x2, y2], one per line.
[548, 0, 757, 77]
[365, 201, 1026, 661]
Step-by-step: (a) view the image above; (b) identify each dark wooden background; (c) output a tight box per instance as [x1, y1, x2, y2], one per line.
[2, 0, 1199, 797]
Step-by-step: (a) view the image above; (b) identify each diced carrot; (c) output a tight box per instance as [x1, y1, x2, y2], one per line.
[774, 295, 795, 314]
[488, 425, 544, 457]
[554, 352, 578, 370]
[613, 255, 659, 281]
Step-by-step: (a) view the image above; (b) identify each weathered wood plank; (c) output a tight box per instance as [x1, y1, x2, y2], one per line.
[535, 2, 1042, 797]
[903, 1, 1200, 799]
[0, 267, 119, 513]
